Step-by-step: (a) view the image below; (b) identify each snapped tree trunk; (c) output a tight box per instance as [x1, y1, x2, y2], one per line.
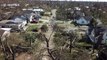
[12, 47, 15, 60]
[69, 40, 72, 53]
[69, 35, 76, 53]
[30, 39, 32, 47]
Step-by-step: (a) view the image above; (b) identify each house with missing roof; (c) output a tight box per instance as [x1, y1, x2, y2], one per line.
[87, 25, 107, 48]
[22, 10, 41, 23]
[0, 20, 27, 31]
[6, 20, 26, 31]
[0, 28, 11, 41]
[11, 16, 28, 27]
[10, 15, 28, 24]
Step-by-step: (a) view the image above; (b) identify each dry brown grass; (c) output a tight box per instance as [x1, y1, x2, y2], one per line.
[7, 33, 26, 46]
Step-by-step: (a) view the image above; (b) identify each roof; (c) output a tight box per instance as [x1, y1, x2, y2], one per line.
[97, 25, 107, 30]
[93, 25, 107, 37]
[100, 26, 107, 33]
[84, 16, 93, 21]
[6, 20, 22, 24]
[1, 28, 11, 31]
[75, 16, 93, 21]
[33, 9, 44, 12]
[10, 15, 27, 21]
[0, 20, 22, 28]
[22, 10, 34, 14]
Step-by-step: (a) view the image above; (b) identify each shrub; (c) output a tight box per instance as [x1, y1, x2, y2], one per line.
[39, 21, 43, 23]
[27, 25, 38, 32]
[40, 24, 48, 32]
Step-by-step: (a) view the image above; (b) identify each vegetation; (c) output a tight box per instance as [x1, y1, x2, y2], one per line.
[39, 21, 43, 23]
[40, 24, 48, 32]
[56, 8, 67, 20]
[22, 33, 37, 46]
[1, 1, 107, 60]
[49, 22, 100, 60]
[27, 25, 39, 32]
[44, 12, 52, 17]
[0, 32, 43, 60]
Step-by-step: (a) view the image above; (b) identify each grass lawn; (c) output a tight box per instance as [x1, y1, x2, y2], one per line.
[27, 24, 39, 32]
[75, 42, 92, 47]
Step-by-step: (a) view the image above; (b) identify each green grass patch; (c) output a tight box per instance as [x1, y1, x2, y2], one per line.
[27, 25, 39, 32]
[39, 21, 43, 23]
[75, 42, 92, 47]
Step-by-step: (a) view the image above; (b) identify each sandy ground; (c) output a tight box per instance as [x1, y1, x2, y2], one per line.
[15, 53, 33, 60]
[41, 9, 57, 60]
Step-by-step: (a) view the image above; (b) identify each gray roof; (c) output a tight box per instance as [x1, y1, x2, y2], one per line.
[84, 16, 93, 21]
[22, 10, 34, 15]
[6, 21, 21, 24]
[94, 25, 107, 36]
[75, 16, 93, 21]
[11, 15, 27, 21]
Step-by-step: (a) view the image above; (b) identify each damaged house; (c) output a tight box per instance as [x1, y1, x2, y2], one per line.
[87, 25, 107, 48]
[74, 16, 93, 26]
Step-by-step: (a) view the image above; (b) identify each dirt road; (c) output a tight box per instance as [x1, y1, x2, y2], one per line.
[41, 9, 57, 60]
[15, 53, 33, 60]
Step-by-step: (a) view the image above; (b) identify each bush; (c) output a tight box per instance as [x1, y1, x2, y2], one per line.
[39, 21, 43, 23]
[22, 33, 37, 43]
[40, 24, 48, 32]
[27, 25, 38, 32]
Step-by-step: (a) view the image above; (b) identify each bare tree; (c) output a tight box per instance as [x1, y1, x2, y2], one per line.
[68, 31, 78, 53]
